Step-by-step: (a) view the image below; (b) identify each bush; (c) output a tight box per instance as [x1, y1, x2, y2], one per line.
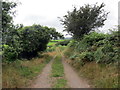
[65, 30, 119, 65]
[69, 54, 78, 60]
[94, 47, 104, 63]
[64, 47, 74, 58]
[78, 51, 94, 62]
[94, 44, 118, 64]
[46, 46, 56, 52]
[75, 41, 89, 52]
[55, 40, 70, 46]
[3, 45, 18, 62]
[67, 40, 78, 47]
[83, 32, 108, 46]
[2, 24, 64, 61]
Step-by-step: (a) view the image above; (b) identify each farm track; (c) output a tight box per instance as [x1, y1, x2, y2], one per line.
[62, 57, 90, 88]
[57, 47, 90, 88]
[30, 47, 90, 88]
[30, 56, 56, 88]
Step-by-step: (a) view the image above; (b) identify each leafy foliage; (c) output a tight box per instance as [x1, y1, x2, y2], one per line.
[60, 3, 109, 39]
[3, 45, 18, 62]
[82, 32, 108, 46]
[55, 40, 70, 46]
[2, 1, 64, 62]
[65, 29, 119, 64]
[2, 1, 18, 44]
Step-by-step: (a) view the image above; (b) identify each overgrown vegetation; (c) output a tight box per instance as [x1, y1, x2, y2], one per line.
[55, 40, 70, 46]
[2, 0, 119, 88]
[61, 3, 119, 87]
[78, 62, 119, 88]
[64, 30, 119, 64]
[2, 1, 64, 88]
[2, 24, 64, 62]
[47, 39, 69, 52]
[2, 1, 64, 62]
[2, 53, 53, 88]
[64, 28, 119, 88]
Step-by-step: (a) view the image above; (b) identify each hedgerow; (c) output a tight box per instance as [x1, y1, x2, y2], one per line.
[65, 29, 119, 65]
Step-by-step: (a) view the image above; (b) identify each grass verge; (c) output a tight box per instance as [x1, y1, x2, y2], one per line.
[66, 58, 119, 88]
[78, 62, 119, 88]
[2, 53, 52, 88]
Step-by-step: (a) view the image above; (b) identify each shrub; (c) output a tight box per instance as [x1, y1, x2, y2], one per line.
[94, 44, 118, 64]
[3, 45, 18, 62]
[94, 47, 104, 63]
[78, 51, 94, 62]
[64, 47, 74, 58]
[65, 30, 119, 65]
[46, 46, 56, 52]
[67, 40, 78, 48]
[83, 32, 108, 46]
[74, 41, 89, 52]
[69, 54, 78, 60]
[55, 40, 70, 46]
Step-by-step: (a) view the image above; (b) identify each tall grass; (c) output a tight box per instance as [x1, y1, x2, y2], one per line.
[2, 53, 53, 88]
[63, 31, 119, 88]
[78, 62, 119, 88]
[65, 57, 119, 88]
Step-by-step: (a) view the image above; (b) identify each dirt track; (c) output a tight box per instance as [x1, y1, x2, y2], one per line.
[30, 48, 90, 88]
[62, 58, 90, 88]
[30, 56, 56, 88]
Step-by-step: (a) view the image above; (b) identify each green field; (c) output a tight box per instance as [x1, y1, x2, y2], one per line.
[47, 39, 65, 46]
[47, 42, 56, 46]
[51, 40, 65, 42]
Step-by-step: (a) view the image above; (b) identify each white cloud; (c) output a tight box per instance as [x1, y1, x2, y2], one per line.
[11, 0, 119, 36]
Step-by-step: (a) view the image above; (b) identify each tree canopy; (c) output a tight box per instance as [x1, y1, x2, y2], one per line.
[2, 1, 18, 44]
[60, 3, 109, 40]
[17, 24, 64, 59]
[2, 1, 64, 61]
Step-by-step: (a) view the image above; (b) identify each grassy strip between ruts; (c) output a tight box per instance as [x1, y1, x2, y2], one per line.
[2, 53, 53, 88]
[51, 55, 67, 88]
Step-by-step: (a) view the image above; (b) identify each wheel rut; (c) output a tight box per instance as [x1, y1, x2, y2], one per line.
[30, 47, 90, 88]
[30, 56, 56, 88]
[62, 57, 90, 88]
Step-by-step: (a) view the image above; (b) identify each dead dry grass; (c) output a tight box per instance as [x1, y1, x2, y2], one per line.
[2, 52, 53, 88]
[77, 62, 119, 88]
[64, 58, 119, 88]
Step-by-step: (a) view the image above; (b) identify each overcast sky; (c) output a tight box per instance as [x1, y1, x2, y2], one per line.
[10, 0, 119, 37]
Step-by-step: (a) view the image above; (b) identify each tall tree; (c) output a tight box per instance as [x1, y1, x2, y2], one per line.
[2, 1, 17, 44]
[60, 3, 109, 40]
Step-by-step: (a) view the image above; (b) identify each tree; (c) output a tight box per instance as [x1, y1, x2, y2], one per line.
[1, 1, 64, 61]
[17, 24, 64, 59]
[2, 1, 17, 44]
[47, 27, 64, 40]
[60, 3, 109, 40]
